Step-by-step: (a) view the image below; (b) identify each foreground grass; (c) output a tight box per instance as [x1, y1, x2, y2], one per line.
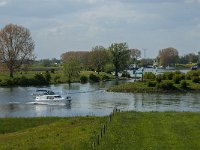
[1, 112, 200, 149]
[99, 112, 200, 150]
[0, 117, 105, 150]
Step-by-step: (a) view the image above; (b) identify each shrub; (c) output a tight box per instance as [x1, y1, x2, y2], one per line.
[0, 78, 14, 86]
[54, 75, 61, 83]
[156, 74, 162, 83]
[192, 76, 200, 83]
[147, 81, 157, 87]
[180, 80, 189, 89]
[51, 68, 55, 73]
[89, 74, 100, 82]
[121, 71, 130, 78]
[157, 80, 175, 90]
[80, 75, 88, 83]
[34, 73, 47, 85]
[45, 71, 51, 83]
[162, 72, 174, 80]
[102, 75, 110, 81]
[173, 74, 183, 84]
[144, 72, 156, 80]
[18, 76, 29, 86]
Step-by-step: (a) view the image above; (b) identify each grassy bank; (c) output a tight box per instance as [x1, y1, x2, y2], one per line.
[0, 70, 115, 86]
[108, 80, 200, 93]
[109, 70, 200, 93]
[1, 112, 200, 149]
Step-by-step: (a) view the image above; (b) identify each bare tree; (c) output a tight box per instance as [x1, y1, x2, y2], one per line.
[0, 24, 35, 77]
[89, 46, 110, 74]
[159, 47, 179, 67]
[129, 48, 141, 62]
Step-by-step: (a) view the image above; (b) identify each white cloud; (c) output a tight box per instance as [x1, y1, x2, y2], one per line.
[0, 0, 8, 7]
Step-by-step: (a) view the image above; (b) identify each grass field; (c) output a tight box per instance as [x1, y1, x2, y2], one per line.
[1, 112, 200, 150]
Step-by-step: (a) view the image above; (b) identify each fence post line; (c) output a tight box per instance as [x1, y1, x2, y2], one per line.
[103, 124, 106, 134]
[97, 135, 100, 145]
[93, 142, 95, 150]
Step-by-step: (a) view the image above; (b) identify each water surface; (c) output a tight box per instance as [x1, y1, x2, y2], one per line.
[0, 73, 199, 117]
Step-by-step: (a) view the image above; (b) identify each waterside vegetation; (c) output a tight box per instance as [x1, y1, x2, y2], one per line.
[0, 70, 115, 86]
[109, 69, 200, 93]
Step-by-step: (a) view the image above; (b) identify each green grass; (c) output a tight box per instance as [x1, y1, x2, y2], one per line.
[1, 112, 200, 149]
[99, 112, 200, 150]
[0, 116, 106, 150]
[108, 81, 158, 93]
[0, 70, 115, 86]
[109, 80, 200, 93]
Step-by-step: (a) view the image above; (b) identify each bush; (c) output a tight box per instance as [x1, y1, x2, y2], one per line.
[45, 71, 51, 83]
[51, 68, 55, 73]
[147, 81, 157, 87]
[192, 76, 200, 83]
[80, 75, 88, 83]
[180, 80, 189, 89]
[162, 72, 174, 80]
[173, 74, 183, 84]
[157, 80, 175, 90]
[34, 73, 48, 85]
[0, 78, 14, 86]
[102, 75, 110, 81]
[144, 72, 156, 80]
[53, 75, 61, 83]
[121, 71, 130, 78]
[156, 74, 162, 83]
[17, 76, 30, 86]
[89, 74, 100, 82]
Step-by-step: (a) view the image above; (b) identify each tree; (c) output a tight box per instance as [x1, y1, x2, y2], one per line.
[109, 42, 130, 76]
[129, 48, 141, 62]
[0, 24, 35, 77]
[89, 46, 110, 74]
[63, 58, 81, 84]
[159, 47, 179, 67]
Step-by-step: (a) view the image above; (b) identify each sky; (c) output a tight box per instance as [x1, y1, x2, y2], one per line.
[0, 0, 200, 59]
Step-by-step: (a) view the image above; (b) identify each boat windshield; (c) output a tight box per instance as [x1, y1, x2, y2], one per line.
[54, 96, 62, 98]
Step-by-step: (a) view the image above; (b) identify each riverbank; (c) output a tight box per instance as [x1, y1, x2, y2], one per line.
[1, 112, 200, 149]
[0, 70, 116, 86]
[108, 80, 200, 93]
[109, 69, 200, 93]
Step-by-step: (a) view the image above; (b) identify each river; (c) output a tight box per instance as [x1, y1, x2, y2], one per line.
[0, 76, 200, 117]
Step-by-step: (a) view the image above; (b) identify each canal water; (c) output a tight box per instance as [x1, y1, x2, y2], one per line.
[0, 77, 200, 118]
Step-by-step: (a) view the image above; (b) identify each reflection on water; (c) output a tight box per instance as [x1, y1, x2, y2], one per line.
[0, 79, 200, 117]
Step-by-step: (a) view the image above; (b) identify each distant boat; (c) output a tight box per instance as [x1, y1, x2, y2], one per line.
[191, 63, 200, 70]
[165, 66, 175, 70]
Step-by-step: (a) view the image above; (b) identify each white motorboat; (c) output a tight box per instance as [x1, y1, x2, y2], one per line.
[35, 94, 72, 105]
[32, 89, 55, 98]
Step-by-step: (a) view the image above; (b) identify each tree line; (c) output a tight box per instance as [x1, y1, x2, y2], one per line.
[0, 23, 199, 79]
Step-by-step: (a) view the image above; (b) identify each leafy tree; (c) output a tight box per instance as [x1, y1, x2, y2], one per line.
[63, 58, 81, 84]
[0, 24, 35, 77]
[178, 53, 198, 64]
[89, 46, 110, 74]
[159, 47, 179, 67]
[139, 58, 154, 67]
[109, 42, 130, 76]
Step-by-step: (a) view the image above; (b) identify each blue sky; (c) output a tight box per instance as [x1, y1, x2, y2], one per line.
[0, 0, 200, 59]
